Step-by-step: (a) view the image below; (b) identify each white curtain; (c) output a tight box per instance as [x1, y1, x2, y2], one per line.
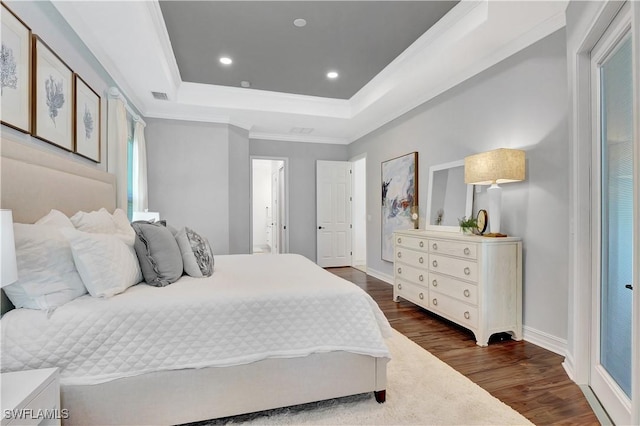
[107, 94, 129, 210]
[132, 120, 148, 212]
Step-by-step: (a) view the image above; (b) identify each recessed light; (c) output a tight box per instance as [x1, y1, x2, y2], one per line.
[293, 18, 307, 27]
[240, 81, 251, 88]
[219, 57, 233, 65]
[327, 71, 339, 79]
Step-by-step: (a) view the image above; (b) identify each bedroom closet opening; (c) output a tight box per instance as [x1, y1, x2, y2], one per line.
[251, 158, 288, 254]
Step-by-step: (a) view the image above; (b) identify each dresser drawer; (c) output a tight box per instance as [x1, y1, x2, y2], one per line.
[429, 273, 478, 305]
[394, 280, 427, 306]
[429, 254, 478, 282]
[395, 247, 427, 268]
[429, 291, 479, 328]
[428, 239, 477, 260]
[394, 234, 428, 252]
[395, 263, 427, 285]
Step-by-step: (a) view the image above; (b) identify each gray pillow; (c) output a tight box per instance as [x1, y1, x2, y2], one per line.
[131, 221, 183, 286]
[175, 227, 214, 277]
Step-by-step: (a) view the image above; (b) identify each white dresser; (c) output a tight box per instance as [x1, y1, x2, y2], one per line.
[393, 229, 522, 346]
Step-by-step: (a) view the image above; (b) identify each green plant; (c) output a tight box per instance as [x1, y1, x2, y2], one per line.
[458, 216, 477, 233]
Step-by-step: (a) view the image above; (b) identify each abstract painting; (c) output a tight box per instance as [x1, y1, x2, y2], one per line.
[74, 74, 101, 162]
[381, 152, 418, 261]
[1, 3, 31, 133]
[33, 36, 73, 151]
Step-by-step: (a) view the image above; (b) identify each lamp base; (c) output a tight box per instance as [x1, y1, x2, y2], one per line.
[487, 183, 502, 234]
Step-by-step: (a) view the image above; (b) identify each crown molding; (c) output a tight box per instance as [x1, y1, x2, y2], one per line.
[249, 132, 348, 145]
[145, 1, 182, 97]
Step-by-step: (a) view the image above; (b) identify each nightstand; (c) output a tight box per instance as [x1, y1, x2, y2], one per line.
[1, 368, 61, 426]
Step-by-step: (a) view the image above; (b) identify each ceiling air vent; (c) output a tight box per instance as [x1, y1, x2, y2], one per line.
[151, 91, 169, 101]
[290, 127, 314, 134]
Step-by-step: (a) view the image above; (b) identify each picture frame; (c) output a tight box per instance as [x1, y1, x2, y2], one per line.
[1, 2, 32, 133]
[381, 152, 418, 262]
[32, 35, 73, 151]
[74, 74, 101, 162]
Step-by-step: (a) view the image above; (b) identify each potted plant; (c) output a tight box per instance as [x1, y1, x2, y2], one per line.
[458, 216, 477, 234]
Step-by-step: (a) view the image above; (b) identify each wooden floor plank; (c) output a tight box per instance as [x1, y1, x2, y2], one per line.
[328, 266, 599, 425]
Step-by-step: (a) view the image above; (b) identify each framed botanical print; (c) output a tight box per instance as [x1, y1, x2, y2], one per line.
[74, 74, 101, 162]
[381, 152, 418, 262]
[1, 2, 32, 133]
[32, 35, 73, 151]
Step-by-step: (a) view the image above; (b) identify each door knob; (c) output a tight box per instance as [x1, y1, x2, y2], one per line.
[625, 284, 633, 290]
[318, 226, 324, 229]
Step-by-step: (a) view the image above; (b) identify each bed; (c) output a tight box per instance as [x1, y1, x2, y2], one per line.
[0, 138, 390, 425]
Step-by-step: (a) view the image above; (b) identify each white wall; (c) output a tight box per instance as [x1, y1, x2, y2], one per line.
[348, 29, 569, 344]
[252, 160, 273, 247]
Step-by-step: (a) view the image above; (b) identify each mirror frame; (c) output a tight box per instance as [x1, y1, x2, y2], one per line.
[425, 159, 474, 233]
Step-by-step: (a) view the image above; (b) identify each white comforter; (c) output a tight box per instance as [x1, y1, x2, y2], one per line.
[1, 254, 392, 386]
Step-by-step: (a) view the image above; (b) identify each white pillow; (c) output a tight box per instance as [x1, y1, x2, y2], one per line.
[3, 224, 87, 310]
[111, 208, 136, 246]
[62, 229, 142, 298]
[70, 208, 117, 234]
[35, 209, 75, 229]
[175, 227, 214, 278]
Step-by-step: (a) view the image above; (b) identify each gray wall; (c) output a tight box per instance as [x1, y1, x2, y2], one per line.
[249, 140, 348, 261]
[0, 1, 139, 171]
[228, 125, 251, 254]
[348, 29, 569, 340]
[146, 118, 230, 254]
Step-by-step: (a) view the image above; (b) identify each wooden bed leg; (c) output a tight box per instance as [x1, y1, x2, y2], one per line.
[374, 390, 386, 403]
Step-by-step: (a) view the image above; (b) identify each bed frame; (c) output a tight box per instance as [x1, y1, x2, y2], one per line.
[0, 138, 388, 425]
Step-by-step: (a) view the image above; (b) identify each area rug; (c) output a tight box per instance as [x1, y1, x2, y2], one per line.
[192, 329, 533, 425]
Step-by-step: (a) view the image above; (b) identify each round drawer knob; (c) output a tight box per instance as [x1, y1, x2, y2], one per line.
[397, 237, 402, 244]
[397, 283, 402, 290]
[432, 279, 438, 287]
[419, 274, 424, 282]
[419, 241, 424, 248]
[464, 311, 470, 320]
[419, 257, 424, 264]
[419, 292, 424, 300]
[464, 267, 471, 275]
[397, 267, 402, 274]
[432, 298, 438, 306]
[464, 247, 470, 255]
[432, 243, 438, 250]
[463, 289, 470, 298]
[397, 252, 402, 258]
[432, 260, 438, 268]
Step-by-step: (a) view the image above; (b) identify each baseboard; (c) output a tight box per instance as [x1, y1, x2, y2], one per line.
[523, 325, 567, 356]
[366, 268, 393, 285]
[562, 352, 576, 381]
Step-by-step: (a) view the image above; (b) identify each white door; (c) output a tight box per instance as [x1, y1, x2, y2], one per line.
[590, 4, 635, 424]
[316, 161, 352, 267]
[271, 170, 279, 253]
[278, 165, 287, 253]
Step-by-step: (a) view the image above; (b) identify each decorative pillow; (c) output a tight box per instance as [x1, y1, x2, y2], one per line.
[3, 224, 87, 310]
[62, 229, 142, 298]
[175, 227, 214, 277]
[35, 209, 75, 229]
[70, 208, 117, 234]
[131, 221, 183, 287]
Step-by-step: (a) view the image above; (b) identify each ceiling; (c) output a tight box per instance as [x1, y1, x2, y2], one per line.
[53, 1, 568, 144]
[159, 1, 458, 99]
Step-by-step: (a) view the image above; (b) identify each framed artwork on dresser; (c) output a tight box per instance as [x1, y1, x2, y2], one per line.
[74, 74, 101, 162]
[32, 35, 74, 151]
[381, 151, 418, 262]
[1, 2, 32, 133]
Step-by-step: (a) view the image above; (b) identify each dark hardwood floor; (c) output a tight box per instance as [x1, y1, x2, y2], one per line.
[329, 266, 599, 425]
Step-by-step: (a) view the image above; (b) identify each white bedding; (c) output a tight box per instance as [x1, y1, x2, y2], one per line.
[1, 254, 391, 386]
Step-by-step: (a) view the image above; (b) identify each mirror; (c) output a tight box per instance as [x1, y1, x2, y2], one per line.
[425, 160, 474, 232]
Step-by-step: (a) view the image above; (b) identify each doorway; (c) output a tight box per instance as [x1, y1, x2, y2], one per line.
[351, 155, 367, 272]
[251, 157, 288, 254]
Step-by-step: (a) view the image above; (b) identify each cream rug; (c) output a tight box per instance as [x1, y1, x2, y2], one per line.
[194, 329, 533, 425]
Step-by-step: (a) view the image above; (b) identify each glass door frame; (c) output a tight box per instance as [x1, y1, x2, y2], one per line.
[590, 3, 635, 424]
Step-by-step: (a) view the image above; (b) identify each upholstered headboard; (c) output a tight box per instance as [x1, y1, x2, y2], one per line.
[1, 138, 116, 314]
